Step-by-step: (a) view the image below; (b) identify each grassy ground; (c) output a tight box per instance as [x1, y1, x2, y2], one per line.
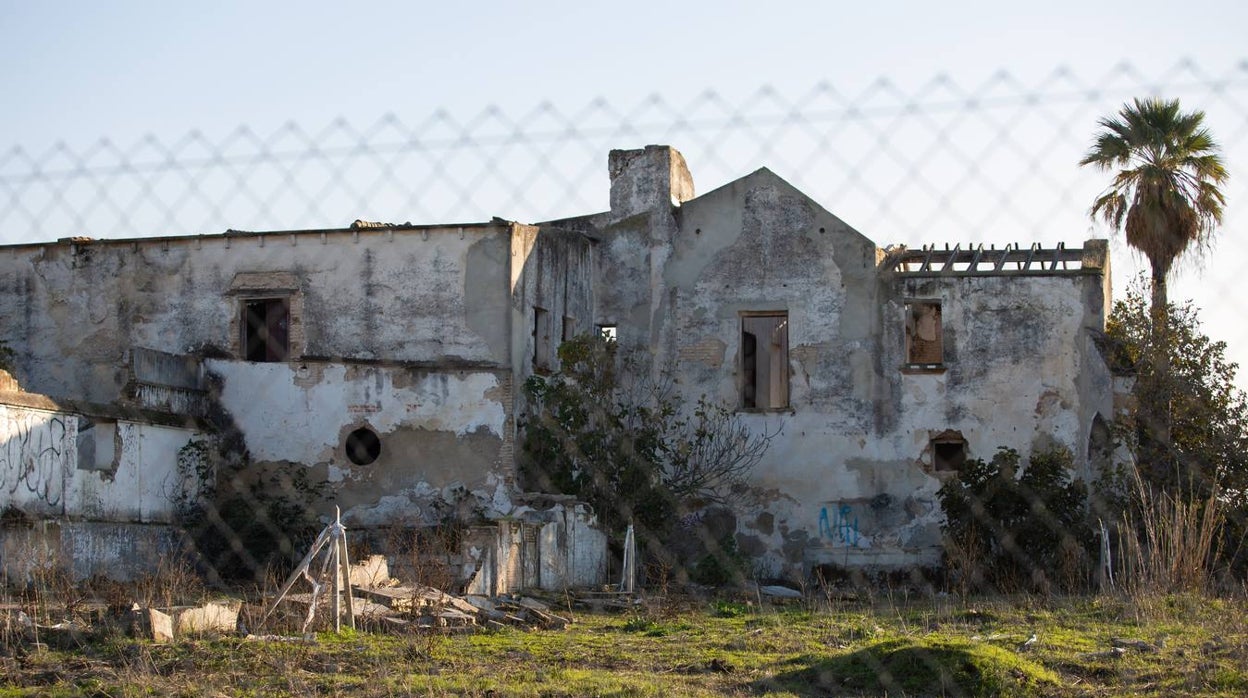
[1, 592, 1246, 696]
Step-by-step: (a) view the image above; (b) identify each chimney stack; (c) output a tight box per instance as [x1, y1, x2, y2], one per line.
[607, 145, 694, 221]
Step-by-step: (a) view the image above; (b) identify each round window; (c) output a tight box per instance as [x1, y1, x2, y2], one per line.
[345, 427, 381, 465]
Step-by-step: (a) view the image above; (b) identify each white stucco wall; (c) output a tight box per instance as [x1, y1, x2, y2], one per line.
[592, 160, 1115, 575]
[0, 403, 208, 523]
[0, 224, 516, 406]
[205, 358, 514, 524]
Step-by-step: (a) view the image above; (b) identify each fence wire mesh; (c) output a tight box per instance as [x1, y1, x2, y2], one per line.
[2, 59, 1247, 598]
[3, 61, 1246, 246]
[5, 60, 1247, 357]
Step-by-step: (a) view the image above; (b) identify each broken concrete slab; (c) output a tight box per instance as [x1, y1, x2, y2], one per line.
[759, 585, 803, 599]
[516, 596, 551, 612]
[143, 607, 174, 643]
[354, 585, 442, 612]
[435, 608, 476, 627]
[463, 595, 496, 613]
[443, 595, 480, 616]
[174, 601, 239, 635]
[348, 554, 390, 588]
[350, 600, 394, 619]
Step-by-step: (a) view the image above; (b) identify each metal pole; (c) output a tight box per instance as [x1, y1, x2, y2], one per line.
[621, 524, 636, 594]
[331, 507, 342, 632]
[338, 509, 356, 630]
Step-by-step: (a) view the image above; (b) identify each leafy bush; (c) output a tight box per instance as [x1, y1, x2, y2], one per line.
[521, 334, 776, 572]
[0, 340, 15, 373]
[182, 459, 326, 583]
[1106, 280, 1248, 578]
[689, 534, 750, 586]
[938, 445, 1094, 593]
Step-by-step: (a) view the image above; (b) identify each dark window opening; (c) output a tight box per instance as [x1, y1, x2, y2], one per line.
[741, 313, 789, 409]
[533, 307, 551, 371]
[933, 438, 967, 472]
[76, 418, 118, 472]
[1088, 413, 1112, 472]
[345, 427, 381, 466]
[905, 301, 943, 366]
[243, 298, 290, 362]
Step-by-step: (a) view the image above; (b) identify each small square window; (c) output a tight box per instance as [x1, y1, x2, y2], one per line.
[931, 432, 967, 472]
[242, 298, 290, 362]
[905, 301, 943, 366]
[741, 313, 789, 409]
[597, 324, 618, 341]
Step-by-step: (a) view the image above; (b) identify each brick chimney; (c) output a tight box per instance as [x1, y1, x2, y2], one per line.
[607, 145, 695, 221]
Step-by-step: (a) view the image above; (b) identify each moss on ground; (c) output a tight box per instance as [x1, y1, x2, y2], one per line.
[0, 593, 1245, 696]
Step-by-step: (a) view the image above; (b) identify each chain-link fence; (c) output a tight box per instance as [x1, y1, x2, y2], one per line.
[2, 60, 1244, 242]
[2, 59, 1247, 596]
[4, 59, 1246, 349]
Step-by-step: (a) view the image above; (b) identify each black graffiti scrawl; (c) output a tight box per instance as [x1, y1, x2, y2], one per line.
[0, 408, 68, 511]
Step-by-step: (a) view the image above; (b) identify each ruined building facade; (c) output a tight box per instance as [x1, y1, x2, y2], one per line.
[0, 145, 1114, 581]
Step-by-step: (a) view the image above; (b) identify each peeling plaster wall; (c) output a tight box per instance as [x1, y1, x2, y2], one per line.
[602, 162, 1114, 577]
[512, 227, 595, 376]
[883, 274, 1114, 481]
[0, 223, 533, 536]
[0, 521, 184, 582]
[1, 145, 1112, 583]
[204, 358, 513, 525]
[0, 225, 515, 406]
[0, 404, 73, 517]
[0, 402, 208, 524]
[463, 504, 607, 595]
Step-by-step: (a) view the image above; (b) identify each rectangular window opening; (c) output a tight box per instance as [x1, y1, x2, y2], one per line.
[597, 324, 617, 342]
[76, 418, 119, 472]
[741, 313, 789, 409]
[562, 315, 577, 343]
[932, 438, 967, 472]
[243, 298, 290, 362]
[533, 307, 551, 371]
[905, 301, 943, 366]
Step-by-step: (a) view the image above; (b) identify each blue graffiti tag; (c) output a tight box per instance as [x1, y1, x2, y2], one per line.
[818, 504, 860, 547]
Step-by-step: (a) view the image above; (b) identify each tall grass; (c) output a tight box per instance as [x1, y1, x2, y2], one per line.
[1116, 464, 1225, 596]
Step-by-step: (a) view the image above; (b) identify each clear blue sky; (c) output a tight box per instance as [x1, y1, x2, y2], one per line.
[3, 1, 1243, 149]
[3, 1, 1247, 382]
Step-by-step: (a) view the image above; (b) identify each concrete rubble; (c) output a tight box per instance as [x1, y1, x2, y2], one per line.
[131, 601, 240, 642]
[261, 552, 578, 634]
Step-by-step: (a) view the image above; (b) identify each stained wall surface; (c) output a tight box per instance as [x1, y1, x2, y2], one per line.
[0, 401, 207, 524]
[588, 146, 1114, 576]
[0, 224, 545, 527]
[0, 224, 516, 405]
[0, 144, 1115, 580]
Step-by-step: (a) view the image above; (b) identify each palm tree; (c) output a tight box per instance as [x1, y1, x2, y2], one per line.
[1080, 97, 1228, 481]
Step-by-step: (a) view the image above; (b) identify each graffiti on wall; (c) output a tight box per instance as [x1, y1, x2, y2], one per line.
[0, 408, 70, 508]
[818, 503, 860, 547]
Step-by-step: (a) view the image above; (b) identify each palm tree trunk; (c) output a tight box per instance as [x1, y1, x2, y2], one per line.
[1146, 261, 1174, 485]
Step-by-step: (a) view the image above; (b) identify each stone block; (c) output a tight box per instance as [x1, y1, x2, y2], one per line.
[174, 602, 239, 635]
[145, 608, 174, 643]
[348, 554, 390, 588]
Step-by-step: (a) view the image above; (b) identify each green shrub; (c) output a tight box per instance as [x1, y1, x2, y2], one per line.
[0, 340, 15, 373]
[690, 534, 749, 586]
[938, 445, 1095, 593]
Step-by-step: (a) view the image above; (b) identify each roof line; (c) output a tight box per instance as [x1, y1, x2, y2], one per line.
[0, 219, 513, 251]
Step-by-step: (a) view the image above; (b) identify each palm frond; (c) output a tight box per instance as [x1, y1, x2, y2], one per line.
[1079, 97, 1228, 277]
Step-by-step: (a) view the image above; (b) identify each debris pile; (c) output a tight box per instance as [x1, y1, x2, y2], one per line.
[260, 554, 576, 635]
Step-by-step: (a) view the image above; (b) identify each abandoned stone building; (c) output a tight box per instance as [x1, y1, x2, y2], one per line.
[0, 144, 1115, 583]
